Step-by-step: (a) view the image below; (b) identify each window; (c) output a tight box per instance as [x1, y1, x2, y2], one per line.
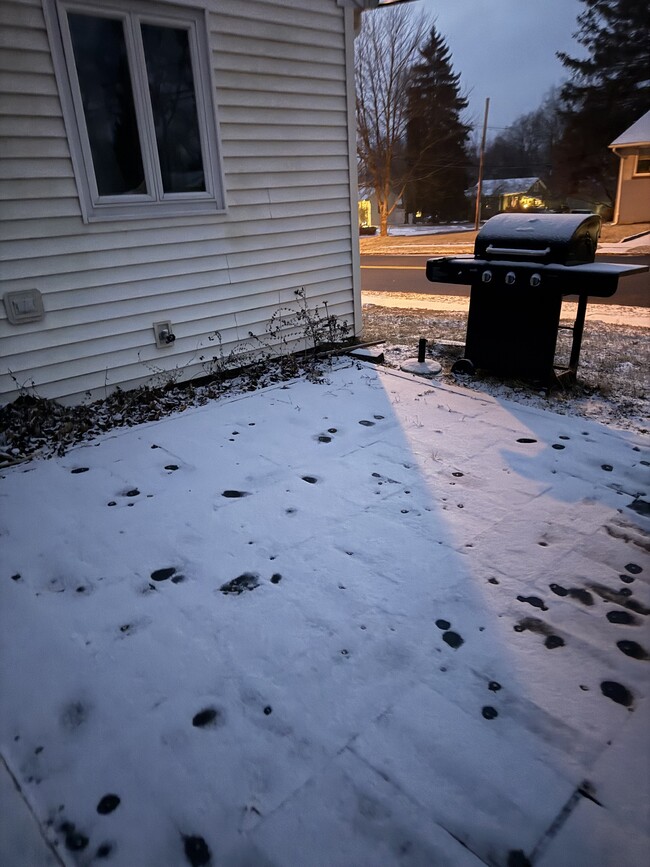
[45, 0, 225, 221]
[634, 149, 650, 176]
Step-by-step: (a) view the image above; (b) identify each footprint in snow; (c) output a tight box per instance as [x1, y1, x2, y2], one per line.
[220, 573, 259, 594]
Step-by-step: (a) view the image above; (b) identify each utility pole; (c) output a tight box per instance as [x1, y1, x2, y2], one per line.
[474, 97, 490, 230]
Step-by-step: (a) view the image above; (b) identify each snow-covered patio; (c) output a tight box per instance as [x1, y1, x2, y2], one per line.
[1, 362, 648, 867]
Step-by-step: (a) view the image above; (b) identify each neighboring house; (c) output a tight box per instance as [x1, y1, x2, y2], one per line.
[466, 177, 549, 220]
[0, 0, 362, 403]
[609, 109, 650, 225]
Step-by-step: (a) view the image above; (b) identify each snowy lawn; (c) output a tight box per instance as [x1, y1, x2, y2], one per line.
[1, 362, 648, 867]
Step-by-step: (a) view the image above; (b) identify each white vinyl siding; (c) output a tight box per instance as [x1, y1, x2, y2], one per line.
[0, 0, 359, 403]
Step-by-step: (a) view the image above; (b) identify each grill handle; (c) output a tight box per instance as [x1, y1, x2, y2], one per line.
[485, 244, 551, 259]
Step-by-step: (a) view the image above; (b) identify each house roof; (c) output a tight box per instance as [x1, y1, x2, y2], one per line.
[466, 177, 544, 197]
[609, 109, 650, 149]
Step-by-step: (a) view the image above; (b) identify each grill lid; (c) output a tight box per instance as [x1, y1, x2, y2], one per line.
[474, 213, 602, 265]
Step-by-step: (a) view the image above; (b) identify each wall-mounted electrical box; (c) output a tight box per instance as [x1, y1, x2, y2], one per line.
[3, 289, 45, 325]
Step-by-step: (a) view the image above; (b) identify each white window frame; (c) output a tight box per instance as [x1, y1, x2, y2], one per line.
[44, 0, 226, 222]
[633, 151, 650, 177]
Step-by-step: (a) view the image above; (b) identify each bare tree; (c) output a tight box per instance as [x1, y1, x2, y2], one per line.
[355, 7, 430, 236]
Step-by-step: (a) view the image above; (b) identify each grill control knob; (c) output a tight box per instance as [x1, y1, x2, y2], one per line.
[481, 270, 492, 283]
[505, 271, 516, 285]
[530, 273, 542, 287]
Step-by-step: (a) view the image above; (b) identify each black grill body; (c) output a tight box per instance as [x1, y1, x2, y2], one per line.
[426, 214, 648, 383]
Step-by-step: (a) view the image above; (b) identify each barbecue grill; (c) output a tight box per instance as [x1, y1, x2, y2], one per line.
[426, 213, 648, 383]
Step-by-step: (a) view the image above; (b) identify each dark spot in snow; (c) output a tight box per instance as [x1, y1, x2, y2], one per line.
[70, 467, 89, 474]
[616, 640, 648, 660]
[552, 444, 565, 450]
[171, 573, 186, 584]
[442, 631, 463, 649]
[359, 420, 375, 426]
[488, 577, 499, 585]
[435, 619, 451, 630]
[457, 503, 464, 509]
[35, 746, 43, 754]
[338, 583, 346, 590]
[124, 489, 140, 497]
[580, 684, 589, 691]
[373, 415, 384, 420]
[97, 794, 120, 815]
[165, 465, 179, 471]
[285, 507, 297, 515]
[545, 635, 565, 649]
[482, 706, 498, 720]
[372, 472, 381, 478]
[120, 624, 131, 633]
[341, 649, 349, 656]
[182, 834, 211, 867]
[569, 588, 594, 605]
[617, 587, 632, 597]
[151, 567, 176, 582]
[550, 583, 568, 597]
[192, 708, 220, 728]
[263, 706, 272, 715]
[248, 422, 255, 426]
[606, 610, 639, 625]
[221, 490, 249, 498]
[627, 499, 650, 517]
[401, 509, 409, 514]
[625, 563, 642, 575]
[76, 586, 86, 593]
[600, 681, 633, 707]
[452, 471, 464, 477]
[301, 476, 318, 484]
[328, 428, 337, 434]
[488, 681, 501, 692]
[620, 574, 635, 584]
[269, 574, 282, 585]
[516, 437, 537, 443]
[60, 701, 88, 731]
[96, 842, 113, 858]
[151, 444, 159, 449]
[589, 582, 649, 614]
[232, 431, 239, 435]
[559, 435, 570, 440]
[507, 851, 532, 867]
[601, 464, 613, 472]
[220, 573, 259, 595]
[317, 435, 331, 443]
[62, 824, 89, 852]
[10, 573, 21, 581]
[517, 595, 548, 611]
[538, 541, 548, 547]
[107, 501, 116, 507]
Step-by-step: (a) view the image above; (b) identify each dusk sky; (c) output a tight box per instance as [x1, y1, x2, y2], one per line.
[419, 0, 586, 139]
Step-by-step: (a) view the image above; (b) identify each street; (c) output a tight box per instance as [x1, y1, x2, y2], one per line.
[361, 254, 650, 307]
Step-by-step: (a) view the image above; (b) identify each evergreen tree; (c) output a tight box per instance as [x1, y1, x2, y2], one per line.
[404, 25, 471, 222]
[555, 0, 650, 201]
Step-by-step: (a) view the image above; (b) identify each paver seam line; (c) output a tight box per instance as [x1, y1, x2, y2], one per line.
[0, 752, 67, 867]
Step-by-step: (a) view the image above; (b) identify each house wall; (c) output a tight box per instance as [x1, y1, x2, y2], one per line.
[0, 0, 360, 403]
[616, 153, 650, 224]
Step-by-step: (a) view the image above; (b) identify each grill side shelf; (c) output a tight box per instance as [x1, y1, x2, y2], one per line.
[426, 257, 648, 297]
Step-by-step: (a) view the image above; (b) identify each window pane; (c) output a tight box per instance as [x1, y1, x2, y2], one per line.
[141, 23, 206, 194]
[68, 13, 146, 196]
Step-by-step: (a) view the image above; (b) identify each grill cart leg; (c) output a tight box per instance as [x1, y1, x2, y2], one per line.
[555, 294, 588, 384]
[568, 294, 588, 376]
